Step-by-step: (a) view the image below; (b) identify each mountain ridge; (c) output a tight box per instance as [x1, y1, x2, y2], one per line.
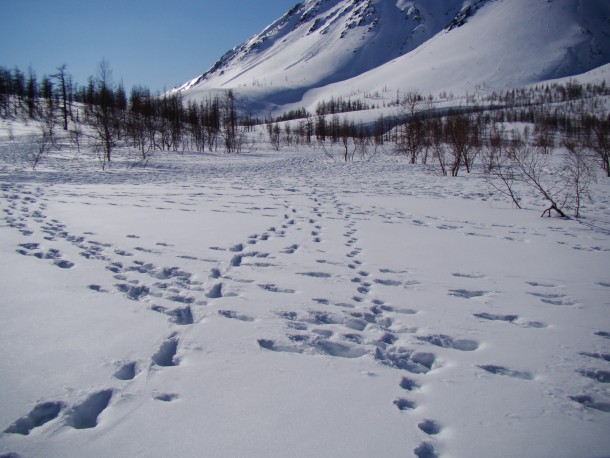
[173, 0, 610, 115]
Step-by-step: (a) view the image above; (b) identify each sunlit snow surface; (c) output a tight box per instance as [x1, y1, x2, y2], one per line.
[0, 135, 609, 457]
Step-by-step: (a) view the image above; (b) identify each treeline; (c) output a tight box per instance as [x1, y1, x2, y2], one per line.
[2, 62, 609, 207]
[0, 62, 249, 166]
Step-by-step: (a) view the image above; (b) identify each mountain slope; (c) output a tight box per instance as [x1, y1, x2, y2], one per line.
[175, 0, 610, 114]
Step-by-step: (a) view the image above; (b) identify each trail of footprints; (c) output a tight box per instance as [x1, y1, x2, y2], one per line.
[253, 193, 453, 456]
[3, 183, 609, 454]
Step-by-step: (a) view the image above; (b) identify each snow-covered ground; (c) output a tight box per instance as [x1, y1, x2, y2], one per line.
[0, 130, 609, 457]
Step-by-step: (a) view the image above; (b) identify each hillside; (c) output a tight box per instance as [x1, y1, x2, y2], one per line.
[174, 0, 610, 115]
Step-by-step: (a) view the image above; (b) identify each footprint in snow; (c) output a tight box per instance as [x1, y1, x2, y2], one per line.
[152, 336, 180, 367]
[393, 398, 416, 411]
[297, 271, 332, 278]
[526, 281, 556, 287]
[449, 289, 488, 299]
[114, 361, 138, 380]
[88, 284, 106, 292]
[527, 291, 575, 305]
[151, 305, 194, 325]
[473, 312, 518, 323]
[414, 442, 439, 458]
[417, 334, 479, 351]
[206, 283, 223, 298]
[54, 259, 75, 269]
[478, 364, 534, 380]
[399, 376, 420, 391]
[218, 310, 254, 322]
[259, 284, 295, 294]
[375, 347, 436, 374]
[580, 352, 610, 362]
[418, 419, 442, 435]
[569, 394, 610, 412]
[154, 393, 179, 402]
[453, 272, 486, 279]
[65, 390, 113, 429]
[4, 401, 65, 435]
[115, 283, 150, 301]
[373, 278, 401, 286]
[577, 369, 610, 384]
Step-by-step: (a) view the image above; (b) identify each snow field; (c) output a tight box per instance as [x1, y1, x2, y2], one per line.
[0, 138, 609, 457]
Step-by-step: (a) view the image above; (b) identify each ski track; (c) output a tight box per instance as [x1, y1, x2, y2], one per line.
[1, 151, 609, 457]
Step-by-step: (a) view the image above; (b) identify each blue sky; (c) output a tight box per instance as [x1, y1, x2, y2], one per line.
[1, 0, 300, 93]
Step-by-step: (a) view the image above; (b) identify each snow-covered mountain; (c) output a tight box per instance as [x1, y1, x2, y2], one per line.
[174, 0, 610, 115]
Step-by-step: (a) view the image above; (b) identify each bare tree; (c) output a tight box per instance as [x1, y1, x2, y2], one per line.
[394, 118, 425, 164]
[51, 64, 70, 131]
[586, 112, 610, 177]
[562, 139, 595, 218]
[399, 90, 424, 119]
[482, 139, 521, 209]
[90, 59, 118, 168]
[220, 90, 238, 153]
[445, 113, 474, 176]
[511, 143, 567, 217]
[267, 121, 281, 151]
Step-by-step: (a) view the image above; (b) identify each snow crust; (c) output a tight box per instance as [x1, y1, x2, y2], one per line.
[0, 126, 609, 457]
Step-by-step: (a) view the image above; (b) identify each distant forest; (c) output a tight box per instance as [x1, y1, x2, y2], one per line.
[1, 61, 609, 218]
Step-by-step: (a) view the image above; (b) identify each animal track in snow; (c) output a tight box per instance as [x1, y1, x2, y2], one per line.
[259, 284, 295, 294]
[399, 377, 420, 391]
[569, 395, 610, 412]
[88, 284, 106, 292]
[312, 338, 367, 358]
[580, 352, 610, 362]
[474, 312, 546, 329]
[578, 369, 610, 383]
[393, 398, 416, 411]
[114, 362, 138, 380]
[417, 334, 479, 351]
[65, 390, 113, 429]
[154, 393, 179, 402]
[375, 347, 436, 374]
[373, 278, 402, 287]
[115, 283, 150, 301]
[151, 305, 194, 325]
[4, 401, 65, 435]
[218, 310, 254, 322]
[526, 281, 556, 288]
[418, 419, 442, 435]
[453, 272, 486, 279]
[281, 244, 299, 254]
[473, 312, 518, 322]
[257, 339, 302, 354]
[449, 289, 488, 299]
[414, 441, 438, 458]
[17, 240, 77, 269]
[54, 259, 75, 269]
[527, 292, 575, 305]
[297, 271, 332, 278]
[396, 308, 418, 315]
[478, 365, 534, 380]
[152, 336, 179, 367]
[206, 283, 223, 298]
[17, 242, 39, 251]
